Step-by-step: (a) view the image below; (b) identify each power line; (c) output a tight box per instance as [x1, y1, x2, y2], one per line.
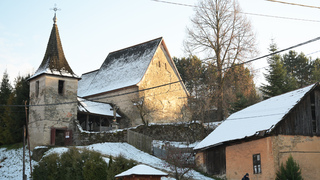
[224, 36, 320, 70]
[265, 0, 320, 9]
[151, 0, 320, 22]
[2, 35, 320, 108]
[0, 80, 183, 107]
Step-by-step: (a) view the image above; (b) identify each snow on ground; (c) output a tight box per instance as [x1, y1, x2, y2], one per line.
[0, 147, 37, 180]
[0, 143, 214, 180]
[153, 140, 199, 149]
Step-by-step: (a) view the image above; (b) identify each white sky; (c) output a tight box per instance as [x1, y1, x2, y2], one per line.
[1, 0, 320, 86]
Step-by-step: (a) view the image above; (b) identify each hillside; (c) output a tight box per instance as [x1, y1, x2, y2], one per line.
[0, 142, 214, 180]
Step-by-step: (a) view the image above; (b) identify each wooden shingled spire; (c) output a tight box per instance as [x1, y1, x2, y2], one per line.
[30, 7, 78, 80]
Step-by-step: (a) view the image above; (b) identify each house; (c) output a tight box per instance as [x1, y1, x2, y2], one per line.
[194, 83, 320, 180]
[28, 13, 188, 150]
[115, 164, 168, 180]
[77, 37, 189, 127]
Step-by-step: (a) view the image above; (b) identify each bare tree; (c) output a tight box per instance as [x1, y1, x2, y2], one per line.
[164, 145, 195, 180]
[184, 0, 257, 121]
[132, 96, 156, 126]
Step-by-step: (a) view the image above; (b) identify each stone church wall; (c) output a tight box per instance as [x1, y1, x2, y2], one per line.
[29, 75, 78, 150]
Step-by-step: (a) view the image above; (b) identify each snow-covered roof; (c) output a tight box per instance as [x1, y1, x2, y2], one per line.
[77, 70, 98, 97]
[194, 83, 317, 150]
[115, 164, 168, 177]
[77, 97, 120, 117]
[78, 37, 162, 97]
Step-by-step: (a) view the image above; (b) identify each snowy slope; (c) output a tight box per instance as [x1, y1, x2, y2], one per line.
[0, 147, 37, 179]
[0, 143, 214, 180]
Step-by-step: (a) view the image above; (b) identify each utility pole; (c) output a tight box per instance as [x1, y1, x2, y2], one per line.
[23, 125, 26, 180]
[25, 101, 32, 175]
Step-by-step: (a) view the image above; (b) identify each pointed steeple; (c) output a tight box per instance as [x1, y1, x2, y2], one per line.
[30, 13, 79, 80]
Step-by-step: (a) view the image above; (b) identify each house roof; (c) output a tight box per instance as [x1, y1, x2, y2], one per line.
[77, 37, 163, 97]
[30, 14, 79, 80]
[115, 164, 167, 177]
[194, 83, 318, 151]
[77, 97, 120, 117]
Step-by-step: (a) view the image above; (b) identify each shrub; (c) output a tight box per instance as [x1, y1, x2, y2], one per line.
[33, 147, 108, 180]
[107, 154, 137, 180]
[275, 155, 303, 180]
[33, 153, 61, 180]
[33, 147, 136, 180]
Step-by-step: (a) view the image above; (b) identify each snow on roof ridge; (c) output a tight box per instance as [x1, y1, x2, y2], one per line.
[194, 83, 318, 150]
[78, 37, 162, 97]
[115, 164, 168, 177]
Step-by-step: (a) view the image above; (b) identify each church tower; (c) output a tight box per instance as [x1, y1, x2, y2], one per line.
[28, 13, 80, 150]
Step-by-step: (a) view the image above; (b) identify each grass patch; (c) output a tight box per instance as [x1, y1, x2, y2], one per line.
[0, 142, 23, 150]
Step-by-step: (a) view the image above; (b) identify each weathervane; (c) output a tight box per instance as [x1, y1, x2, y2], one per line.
[50, 4, 61, 24]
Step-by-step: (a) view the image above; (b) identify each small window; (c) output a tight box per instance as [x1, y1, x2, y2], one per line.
[58, 80, 64, 95]
[35, 81, 39, 97]
[253, 154, 261, 174]
[158, 61, 161, 68]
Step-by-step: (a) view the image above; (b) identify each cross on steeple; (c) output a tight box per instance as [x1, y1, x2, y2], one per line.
[50, 4, 61, 24]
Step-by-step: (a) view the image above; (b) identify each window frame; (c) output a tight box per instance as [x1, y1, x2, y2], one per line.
[253, 153, 262, 174]
[35, 80, 39, 97]
[58, 80, 65, 95]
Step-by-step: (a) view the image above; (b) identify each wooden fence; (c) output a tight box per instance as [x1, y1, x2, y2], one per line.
[127, 130, 153, 154]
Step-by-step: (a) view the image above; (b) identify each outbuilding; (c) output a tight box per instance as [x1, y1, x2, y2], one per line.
[115, 164, 168, 180]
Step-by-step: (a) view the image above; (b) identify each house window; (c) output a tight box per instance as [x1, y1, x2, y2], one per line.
[158, 61, 161, 68]
[35, 81, 39, 97]
[253, 154, 261, 174]
[58, 80, 64, 95]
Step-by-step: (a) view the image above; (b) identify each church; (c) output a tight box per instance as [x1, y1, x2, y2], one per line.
[28, 13, 189, 149]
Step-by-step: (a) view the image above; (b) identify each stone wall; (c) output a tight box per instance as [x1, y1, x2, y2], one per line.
[139, 44, 189, 125]
[73, 122, 213, 146]
[29, 75, 78, 150]
[89, 43, 189, 127]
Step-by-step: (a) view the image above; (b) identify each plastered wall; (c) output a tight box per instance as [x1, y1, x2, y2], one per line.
[272, 135, 320, 180]
[226, 137, 275, 180]
[28, 75, 78, 149]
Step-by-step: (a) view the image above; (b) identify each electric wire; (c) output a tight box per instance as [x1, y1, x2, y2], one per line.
[265, 0, 320, 9]
[151, 0, 320, 22]
[222, 36, 320, 71]
[1, 36, 320, 108]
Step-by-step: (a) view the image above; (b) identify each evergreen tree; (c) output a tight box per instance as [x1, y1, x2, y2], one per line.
[0, 70, 12, 145]
[0, 70, 12, 105]
[276, 155, 303, 180]
[260, 42, 297, 99]
[310, 58, 320, 82]
[0, 73, 30, 144]
[224, 64, 260, 113]
[173, 56, 205, 96]
[283, 51, 311, 88]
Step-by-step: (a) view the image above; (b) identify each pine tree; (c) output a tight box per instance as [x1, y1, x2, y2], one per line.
[276, 155, 303, 180]
[224, 64, 260, 113]
[260, 42, 297, 99]
[283, 50, 311, 88]
[310, 58, 320, 83]
[0, 70, 12, 145]
[0, 70, 12, 105]
[0, 73, 30, 144]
